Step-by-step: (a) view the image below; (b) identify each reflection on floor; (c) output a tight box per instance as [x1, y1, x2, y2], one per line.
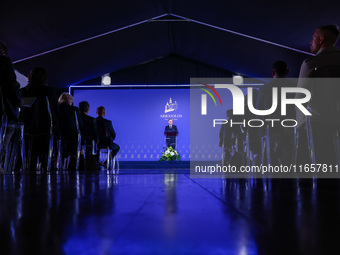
[1, 170, 340, 255]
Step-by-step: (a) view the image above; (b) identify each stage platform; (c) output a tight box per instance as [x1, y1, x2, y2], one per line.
[119, 160, 190, 169]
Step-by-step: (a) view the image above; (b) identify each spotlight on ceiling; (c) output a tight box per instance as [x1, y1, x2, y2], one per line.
[101, 73, 111, 86]
[233, 75, 243, 85]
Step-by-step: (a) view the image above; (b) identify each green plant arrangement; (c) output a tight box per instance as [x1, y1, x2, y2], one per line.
[159, 146, 181, 161]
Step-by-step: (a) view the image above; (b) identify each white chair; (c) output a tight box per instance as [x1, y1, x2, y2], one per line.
[99, 148, 119, 173]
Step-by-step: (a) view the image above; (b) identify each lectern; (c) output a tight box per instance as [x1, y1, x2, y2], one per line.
[165, 131, 178, 149]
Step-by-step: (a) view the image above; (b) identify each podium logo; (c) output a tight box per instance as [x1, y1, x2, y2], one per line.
[165, 98, 178, 113]
[201, 84, 311, 116]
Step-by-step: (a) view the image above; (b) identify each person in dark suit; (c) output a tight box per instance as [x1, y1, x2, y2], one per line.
[0, 42, 21, 172]
[20, 67, 60, 171]
[79, 101, 98, 150]
[95, 106, 120, 158]
[164, 119, 178, 149]
[58, 93, 83, 169]
[79, 101, 98, 170]
[20, 67, 59, 135]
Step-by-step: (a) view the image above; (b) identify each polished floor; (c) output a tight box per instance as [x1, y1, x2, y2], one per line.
[1, 170, 340, 255]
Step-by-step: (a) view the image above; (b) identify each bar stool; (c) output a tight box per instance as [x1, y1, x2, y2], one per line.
[261, 125, 271, 166]
[0, 85, 8, 171]
[228, 132, 243, 167]
[75, 111, 82, 171]
[243, 129, 252, 166]
[293, 113, 340, 165]
[98, 148, 119, 173]
[3, 124, 20, 172]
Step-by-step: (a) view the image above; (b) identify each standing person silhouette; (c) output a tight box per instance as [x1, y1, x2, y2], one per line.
[0, 41, 21, 172]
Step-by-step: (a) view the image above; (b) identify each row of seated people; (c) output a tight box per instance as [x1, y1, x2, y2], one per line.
[219, 61, 294, 167]
[6, 67, 120, 171]
[219, 107, 294, 168]
[220, 60, 340, 167]
[221, 25, 340, 168]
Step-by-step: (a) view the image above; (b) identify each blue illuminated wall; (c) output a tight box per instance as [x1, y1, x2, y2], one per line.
[73, 87, 190, 161]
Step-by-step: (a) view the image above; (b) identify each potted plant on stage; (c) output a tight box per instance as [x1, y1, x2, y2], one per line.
[159, 146, 181, 161]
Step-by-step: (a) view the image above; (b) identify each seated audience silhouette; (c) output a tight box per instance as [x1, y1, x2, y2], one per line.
[0, 41, 21, 172]
[79, 101, 98, 170]
[95, 106, 120, 160]
[20, 67, 59, 171]
[256, 60, 296, 165]
[58, 93, 83, 169]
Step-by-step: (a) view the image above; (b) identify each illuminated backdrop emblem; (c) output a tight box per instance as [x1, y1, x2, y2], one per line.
[160, 97, 183, 121]
[165, 98, 178, 113]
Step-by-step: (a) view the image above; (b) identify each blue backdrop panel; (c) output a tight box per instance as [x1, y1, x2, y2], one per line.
[73, 87, 190, 161]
